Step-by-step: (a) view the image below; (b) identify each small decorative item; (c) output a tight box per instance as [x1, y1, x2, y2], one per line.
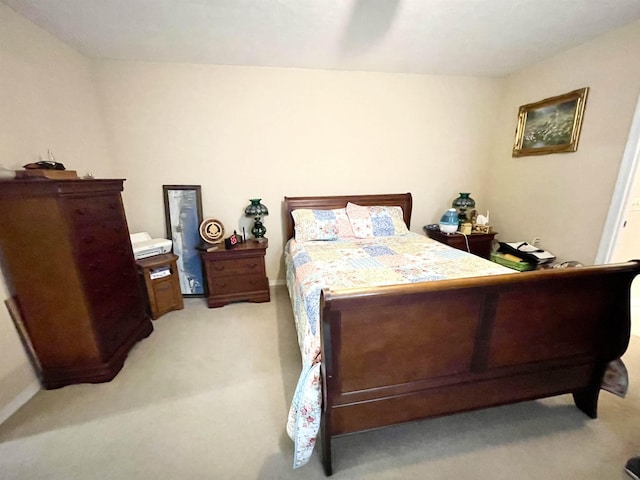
[198, 218, 225, 251]
[20, 149, 74, 178]
[199, 218, 225, 244]
[224, 231, 243, 249]
[23, 150, 65, 170]
[512, 87, 589, 157]
[452, 193, 476, 224]
[439, 208, 459, 234]
[473, 211, 491, 233]
[244, 199, 269, 239]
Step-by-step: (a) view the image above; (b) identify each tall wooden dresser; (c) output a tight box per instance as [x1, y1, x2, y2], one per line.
[0, 179, 152, 389]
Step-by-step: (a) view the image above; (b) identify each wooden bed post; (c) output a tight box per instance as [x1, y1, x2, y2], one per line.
[573, 388, 600, 418]
[320, 402, 333, 476]
[572, 360, 607, 419]
[573, 281, 634, 419]
[320, 289, 335, 476]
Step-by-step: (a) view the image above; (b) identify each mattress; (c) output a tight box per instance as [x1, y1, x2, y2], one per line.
[284, 233, 513, 467]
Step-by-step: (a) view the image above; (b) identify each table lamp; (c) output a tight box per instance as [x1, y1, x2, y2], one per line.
[452, 192, 475, 224]
[244, 199, 269, 239]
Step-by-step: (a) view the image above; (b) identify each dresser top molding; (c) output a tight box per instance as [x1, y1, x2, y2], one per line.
[0, 179, 126, 199]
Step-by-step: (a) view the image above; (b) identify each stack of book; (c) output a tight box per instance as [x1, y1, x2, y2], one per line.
[490, 252, 536, 271]
[149, 266, 171, 280]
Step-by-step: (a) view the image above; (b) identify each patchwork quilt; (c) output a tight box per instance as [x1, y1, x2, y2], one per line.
[284, 233, 513, 467]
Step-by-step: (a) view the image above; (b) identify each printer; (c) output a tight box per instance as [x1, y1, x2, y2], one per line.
[130, 232, 172, 260]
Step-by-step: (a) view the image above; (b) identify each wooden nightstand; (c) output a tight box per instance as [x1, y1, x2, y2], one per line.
[136, 253, 184, 319]
[200, 239, 270, 308]
[424, 228, 496, 259]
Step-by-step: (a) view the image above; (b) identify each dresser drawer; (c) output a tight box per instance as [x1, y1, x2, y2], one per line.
[64, 195, 124, 229]
[206, 256, 265, 277]
[94, 294, 146, 360]
[81, 259, 139, 303]
[73, 219, 132, 258]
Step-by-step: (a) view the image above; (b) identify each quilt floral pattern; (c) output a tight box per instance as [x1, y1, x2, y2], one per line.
[284, 233, 514, 468]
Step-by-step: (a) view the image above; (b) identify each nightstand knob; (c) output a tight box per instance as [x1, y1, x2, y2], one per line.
[213, 265, 225, 272]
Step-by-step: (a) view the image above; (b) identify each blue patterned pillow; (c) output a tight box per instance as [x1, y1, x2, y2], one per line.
[346, 203, 409, 238]
[292, 209, 339, 241]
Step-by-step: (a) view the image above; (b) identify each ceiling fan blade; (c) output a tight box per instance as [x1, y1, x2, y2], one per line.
[340, 0, 401, 56]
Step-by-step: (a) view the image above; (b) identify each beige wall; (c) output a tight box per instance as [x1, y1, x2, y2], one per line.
[0, 3, 115, 420]
[485, 20, 640, 265]
[92, 61, 502, 280]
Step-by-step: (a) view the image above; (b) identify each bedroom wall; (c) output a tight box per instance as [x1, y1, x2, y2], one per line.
[91, 60, 503, 282]
[484, 20, 640, 265]
[0, 3, 115, 421]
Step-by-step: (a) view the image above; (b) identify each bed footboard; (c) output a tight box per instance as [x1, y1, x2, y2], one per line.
[318, 261, 640, 475]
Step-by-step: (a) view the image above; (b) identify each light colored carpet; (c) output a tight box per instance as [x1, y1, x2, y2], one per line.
[0, 285, 638, 479]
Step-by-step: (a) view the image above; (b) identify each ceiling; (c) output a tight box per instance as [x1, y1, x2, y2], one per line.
[4, 0, 640, 76]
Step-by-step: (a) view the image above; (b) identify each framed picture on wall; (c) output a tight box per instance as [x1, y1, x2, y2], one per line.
[163, 185, 205, 297]
[512, 87, 589, 157]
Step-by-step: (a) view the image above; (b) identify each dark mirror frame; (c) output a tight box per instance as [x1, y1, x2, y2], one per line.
[162, 184, 205, 297]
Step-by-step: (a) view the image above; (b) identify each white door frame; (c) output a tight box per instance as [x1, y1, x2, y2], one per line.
[595, 93, 640, 264]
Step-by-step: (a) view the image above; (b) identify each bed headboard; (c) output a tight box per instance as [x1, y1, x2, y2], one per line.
[283, 193, 413, 240]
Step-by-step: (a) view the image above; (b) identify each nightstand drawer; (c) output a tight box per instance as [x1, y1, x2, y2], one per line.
[424, 229, 496, 260]
[209, 274, 267, 295]
[206, 257, 264, 277]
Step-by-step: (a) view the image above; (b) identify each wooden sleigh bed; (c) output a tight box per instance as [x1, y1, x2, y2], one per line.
[283, 192, 640, 475]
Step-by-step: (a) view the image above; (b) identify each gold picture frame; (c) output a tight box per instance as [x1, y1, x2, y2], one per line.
[512, 87, 589, 157]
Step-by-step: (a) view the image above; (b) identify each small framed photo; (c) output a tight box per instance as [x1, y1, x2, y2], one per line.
[163, 185, 205, 297]
[512, 87, 589, 157]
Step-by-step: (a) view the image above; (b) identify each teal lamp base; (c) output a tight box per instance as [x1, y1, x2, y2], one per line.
[252, 218, 266, 239]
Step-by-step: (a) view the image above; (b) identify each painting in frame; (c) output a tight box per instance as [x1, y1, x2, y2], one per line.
[512, 87, 589, 157]
[163, 185, 205, 297]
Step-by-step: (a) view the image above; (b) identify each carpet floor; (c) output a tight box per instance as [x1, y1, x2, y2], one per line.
[0, 285, 638, 479]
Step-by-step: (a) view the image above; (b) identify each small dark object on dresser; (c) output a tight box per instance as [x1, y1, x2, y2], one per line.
[23, 160, 66, 170]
